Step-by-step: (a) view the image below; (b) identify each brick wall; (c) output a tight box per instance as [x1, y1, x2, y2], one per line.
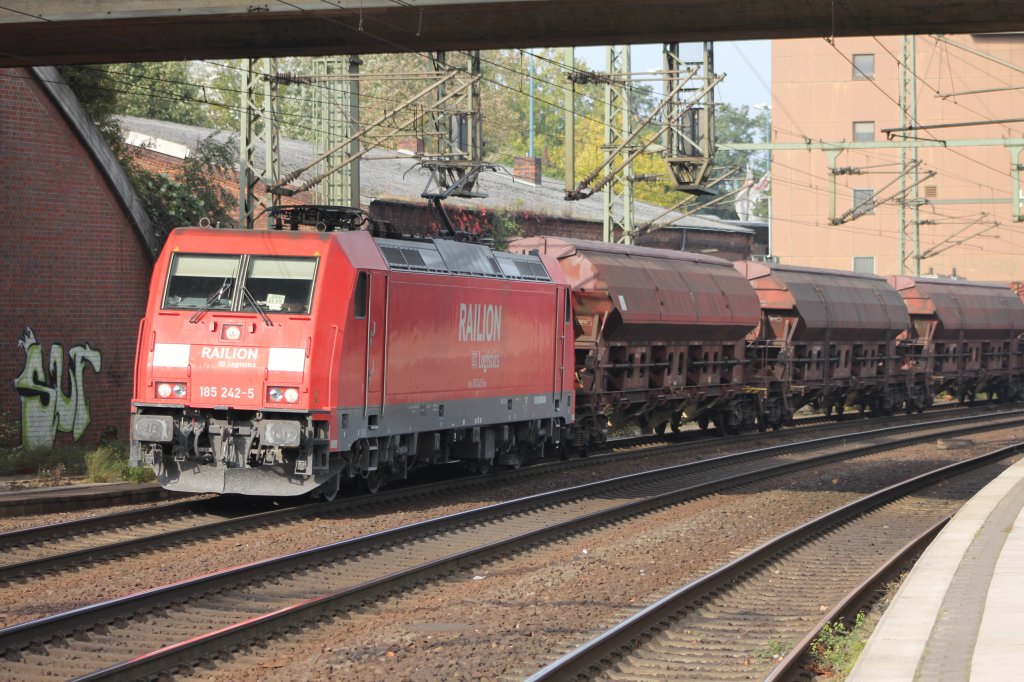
[0, 68, 153, 450]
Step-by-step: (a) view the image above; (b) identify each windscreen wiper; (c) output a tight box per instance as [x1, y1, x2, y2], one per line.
[189, 276, 233, 324]
[241, 286, 274, 326]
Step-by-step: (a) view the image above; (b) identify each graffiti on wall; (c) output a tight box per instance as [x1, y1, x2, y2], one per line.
[14, 327, 102, 449]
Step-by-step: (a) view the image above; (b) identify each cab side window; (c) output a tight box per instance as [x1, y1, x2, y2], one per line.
[354, 272, 368, 319]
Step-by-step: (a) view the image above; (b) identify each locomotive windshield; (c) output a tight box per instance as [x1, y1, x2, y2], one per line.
[163, 255, 239, 310]
[163, 254, 318, 314]
[240, 257, 318, 314]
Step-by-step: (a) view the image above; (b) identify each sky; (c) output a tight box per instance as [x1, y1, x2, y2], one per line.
[574, 40, 772, 110]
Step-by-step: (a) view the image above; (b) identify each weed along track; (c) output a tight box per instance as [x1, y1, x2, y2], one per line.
[0, 415, 1020, 679]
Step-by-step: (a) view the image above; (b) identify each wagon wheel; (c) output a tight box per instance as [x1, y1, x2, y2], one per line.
[670, 414, 682, 434]
[654, 421, 668, 436]
[697, 414, 710, 431]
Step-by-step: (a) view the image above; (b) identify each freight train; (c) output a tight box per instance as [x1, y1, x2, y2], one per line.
[130, 223, 1024, 498]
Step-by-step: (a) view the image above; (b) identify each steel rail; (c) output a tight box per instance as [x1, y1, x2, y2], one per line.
[0, 405, 968, 583]
[526, 441, 1024, 681]
[0, 498, 204, 545]
[762, 518, 949, 682]
[0, 483, 176, 517]
[1, 412, 1018, 679]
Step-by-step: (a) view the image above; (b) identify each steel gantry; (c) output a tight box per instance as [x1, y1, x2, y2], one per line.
[314, 56, 361, 209]
[239, 53, 486, 228]
[239, 57, 281, 230]
[564, 43, 721, 244]
[723, 137, 1024, 274]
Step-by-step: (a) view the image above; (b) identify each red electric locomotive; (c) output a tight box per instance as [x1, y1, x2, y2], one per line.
[130, 227, 574, 498]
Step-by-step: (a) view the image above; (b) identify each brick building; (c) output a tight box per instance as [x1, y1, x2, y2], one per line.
[771, 34, 1024, 280]
[0, 67, 157, 450]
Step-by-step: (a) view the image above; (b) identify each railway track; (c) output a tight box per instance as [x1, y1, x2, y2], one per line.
[0, 482, 180, 518]
[0, 404, 993, 586]
[528, 443, 1024, 681]
[0, 410, 1020, 680]
[0, 400, 974, 521]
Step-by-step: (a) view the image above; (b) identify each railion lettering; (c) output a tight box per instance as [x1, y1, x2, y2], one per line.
[200, 346, 259, 361]
[458, 303, 502, 342]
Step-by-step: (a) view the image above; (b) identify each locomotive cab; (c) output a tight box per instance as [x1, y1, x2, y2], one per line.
[130, 229, 339, 496]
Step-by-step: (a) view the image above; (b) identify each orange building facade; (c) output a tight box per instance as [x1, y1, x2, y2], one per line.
[770, 34, 1024, 281]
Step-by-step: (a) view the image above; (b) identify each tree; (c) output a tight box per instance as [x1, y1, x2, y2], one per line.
[702, 103, 771, 219]
[58, 65, 129, 158]
[59, 64, 235, 244]
[108, 61, 212, 127]
[130, 133, 238, 245]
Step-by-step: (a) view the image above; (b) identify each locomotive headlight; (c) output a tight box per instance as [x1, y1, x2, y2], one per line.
[156, 383, 187, 399]
[267, 387, 300, 404]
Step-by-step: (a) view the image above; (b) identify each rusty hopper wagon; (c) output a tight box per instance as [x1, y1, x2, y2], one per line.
[888, 276, 1024, 403]
[736, 262, 912, 418]
[510, 237, 761, 441]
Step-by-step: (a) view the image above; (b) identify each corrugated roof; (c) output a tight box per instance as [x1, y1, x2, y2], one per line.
[119, 116, 753, 235]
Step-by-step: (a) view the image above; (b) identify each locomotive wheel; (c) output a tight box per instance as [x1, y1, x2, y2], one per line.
[312, 472, 342, 502]
[360, 469, 383, 494]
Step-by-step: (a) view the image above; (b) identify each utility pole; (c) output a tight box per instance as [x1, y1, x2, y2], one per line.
[315, 56, 361, 208]
[899, 35, 921, 274]
[603, 45, 634, 244]
[564, 47, 575, 198]
[239, 57, 281, 229]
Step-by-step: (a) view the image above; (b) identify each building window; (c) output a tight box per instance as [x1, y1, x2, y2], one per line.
[853, 256, 876, 274]
[853, 121, 875, 142]
[852, 189, 876, 216]
[853, 54, 875, 80]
